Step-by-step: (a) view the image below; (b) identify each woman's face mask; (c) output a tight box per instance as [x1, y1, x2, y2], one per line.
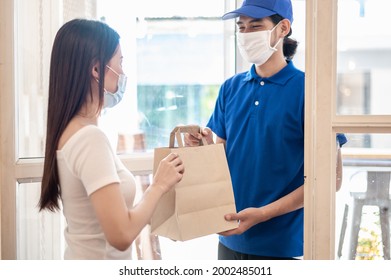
[103, 65, 127, 109]
[236, 22, 282, 66]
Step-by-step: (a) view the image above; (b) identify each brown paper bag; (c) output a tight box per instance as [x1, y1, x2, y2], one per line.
[150, 125, 238, 241]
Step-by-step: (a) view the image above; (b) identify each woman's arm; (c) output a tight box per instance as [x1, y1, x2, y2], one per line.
[90, 153, 184, 251]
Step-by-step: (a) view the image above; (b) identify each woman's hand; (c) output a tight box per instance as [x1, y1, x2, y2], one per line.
[152, 153, 184, 193]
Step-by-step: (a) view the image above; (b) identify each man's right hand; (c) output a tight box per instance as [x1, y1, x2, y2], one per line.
[184, 127, 214, 146]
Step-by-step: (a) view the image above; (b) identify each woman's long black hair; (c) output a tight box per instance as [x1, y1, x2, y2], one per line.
[39, 19, 120, 211]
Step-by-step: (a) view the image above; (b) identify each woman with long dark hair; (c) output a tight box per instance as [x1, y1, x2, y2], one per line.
[39, 19, 184, 259]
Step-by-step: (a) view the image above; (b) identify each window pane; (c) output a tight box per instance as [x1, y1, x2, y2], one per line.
[336, 133, 391, 260]
[16, 0, 97, 158]
[16, 182, 64, 260]
[97, 0, 234, 152]
[337, 0, 391, 115]
[15, 0, 49, 158]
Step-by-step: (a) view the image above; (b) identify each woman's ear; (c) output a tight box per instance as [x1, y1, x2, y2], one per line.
[91, 63, 100, 80]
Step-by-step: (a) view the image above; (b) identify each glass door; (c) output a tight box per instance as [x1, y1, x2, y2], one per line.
[304, 0, 391, 259]
[335, 0, 391, 260]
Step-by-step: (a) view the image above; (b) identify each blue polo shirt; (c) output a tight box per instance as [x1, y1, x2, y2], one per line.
[207, 61, 305, 257]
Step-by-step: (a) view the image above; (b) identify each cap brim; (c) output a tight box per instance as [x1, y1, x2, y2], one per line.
[222, 5, 276, 20]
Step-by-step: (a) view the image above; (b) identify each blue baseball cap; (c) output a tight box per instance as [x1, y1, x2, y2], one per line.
[222, 0, 293, 23]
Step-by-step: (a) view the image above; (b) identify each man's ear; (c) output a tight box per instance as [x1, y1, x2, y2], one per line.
[92, 63, 100, 80]
[280, 19, 291, 37]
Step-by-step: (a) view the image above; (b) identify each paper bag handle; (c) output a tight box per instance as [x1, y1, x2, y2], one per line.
[169, 125, 208, 148]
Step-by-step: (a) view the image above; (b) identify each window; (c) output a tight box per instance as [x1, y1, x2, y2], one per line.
[304, 0, 391, 259]
[97, 0, 235, 153]
[335, 0, 391, 260]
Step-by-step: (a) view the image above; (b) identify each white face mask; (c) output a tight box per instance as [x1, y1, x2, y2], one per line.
[103, 65, 127, 108]
[236, 23, 282, 66]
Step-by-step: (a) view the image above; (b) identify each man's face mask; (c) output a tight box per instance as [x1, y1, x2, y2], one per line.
[103, 65, 127, 109]
[236, 22, 282, 66]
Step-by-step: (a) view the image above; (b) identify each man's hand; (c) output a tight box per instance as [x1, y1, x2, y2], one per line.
[184, 127, 214, 146]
